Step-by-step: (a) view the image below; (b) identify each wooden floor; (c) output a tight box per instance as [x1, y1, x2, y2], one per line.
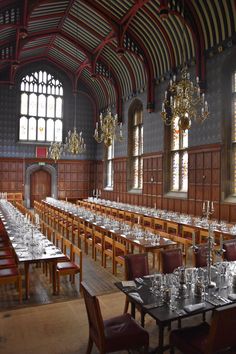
[0, 249, 124, 310]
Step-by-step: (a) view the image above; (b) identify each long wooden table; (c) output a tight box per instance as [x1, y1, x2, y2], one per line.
[0, 202, 65, 299]
[115, 266, 236, 353]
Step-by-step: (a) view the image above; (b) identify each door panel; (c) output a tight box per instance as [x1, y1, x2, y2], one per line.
[30, 169, 51, 207]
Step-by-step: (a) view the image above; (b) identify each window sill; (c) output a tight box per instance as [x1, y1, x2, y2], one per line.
[104, 187, 114, 191]
[128, 188, 142, 194]
[223, 196, 236, 204]
[164, 191, 187, 199]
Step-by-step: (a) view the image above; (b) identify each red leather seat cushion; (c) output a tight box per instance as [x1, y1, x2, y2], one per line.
[104, 313, 149, 352]
[0, 267, 19, 277]
[0, 258, 16, 267]
[57, 261, 78, 271]
[170, 322, 210, 354]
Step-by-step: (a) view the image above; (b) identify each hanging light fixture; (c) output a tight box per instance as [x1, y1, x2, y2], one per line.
[65, 92, 86, 154]
[94, 65, 123, 147]
[161, 1, 209, 130]
[48, 141, 64, 162]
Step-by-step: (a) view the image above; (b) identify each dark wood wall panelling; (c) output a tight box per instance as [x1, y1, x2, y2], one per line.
[96, 144, 236, 223]
[0, 158, 95, 202]
[0, 160, 24, 193]
[57, 160, 95, 200]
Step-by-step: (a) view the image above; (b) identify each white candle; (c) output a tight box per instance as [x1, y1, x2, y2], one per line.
[137, 217, 140, 224]
[154, 203, 156, 209]
[211, 201, 214, 211]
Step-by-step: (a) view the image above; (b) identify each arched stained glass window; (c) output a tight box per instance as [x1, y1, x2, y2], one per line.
[170, 117, 188, 192]
[128, 101, 143, 190]
[105, 139, 114, 189]
[19, 70, 63, 143]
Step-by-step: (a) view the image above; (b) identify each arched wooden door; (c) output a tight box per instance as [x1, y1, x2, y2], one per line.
[30, 169, 51, 207]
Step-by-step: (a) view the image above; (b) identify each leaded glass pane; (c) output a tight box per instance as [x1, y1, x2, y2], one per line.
[37, 118, 45, 141]
[46, 119, 54, 141]
[171, 152, 179, 191]
[181, 152, 188, 192]
[133, 157, 139, 188]
[29, 93, 37, 116]
[38, 94, 46, 117]
[47, 95, 55, 117]
[20, 70, 63, 142]
[55, 119, 62, 141]
[56, 97, 62, 118]
[182, 129, 188, 149]
[171, 117, 179, 150]
[29, 117, 36, 140]
[233, 72, 236, 93]
[132, 126, 139, 156]
[19, 116, 28, 140]
[21, 93, 28, 115]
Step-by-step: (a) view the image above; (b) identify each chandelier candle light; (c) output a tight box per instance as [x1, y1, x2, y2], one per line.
[48, 141, 64, 162]
[161, 0, 209, 130]
[94, 109, 123, 147]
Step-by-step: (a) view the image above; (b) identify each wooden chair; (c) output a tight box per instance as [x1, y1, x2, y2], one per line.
[0, 267, 22, 303]
[81, 282, 149, 354]
[166, 222, 179, 235]
[193, 244, 208, 268]
[169, 234, 192, 265]
[124, 253, 149, 327]
[170, 303, 236, 354]
[114, 241, 128, 276]
[56, 241, 82, 294]
[182, 225, 198, 242]
[84, 223, 94, 256]
[142, 216, 153, 229]
[93, 229, 104, 265]
[153, 218, 165, 231]
[223, 239, 236, 261]
[103, 235, 114, 273]
[199, 229, 209, 244]
[160, 248, 183, 274]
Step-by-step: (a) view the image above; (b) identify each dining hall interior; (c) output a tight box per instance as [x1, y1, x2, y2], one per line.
[0, 0, 236, 353]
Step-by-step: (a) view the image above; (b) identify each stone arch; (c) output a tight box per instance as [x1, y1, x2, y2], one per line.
[24, 163, 57, 208]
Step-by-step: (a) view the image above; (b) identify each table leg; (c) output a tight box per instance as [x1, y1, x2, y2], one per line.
[51, 260, 57, 295]
[24, 263, 30, 300]
[131, 302, 136, 319]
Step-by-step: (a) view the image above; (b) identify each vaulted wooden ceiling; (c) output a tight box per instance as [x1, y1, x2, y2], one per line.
[0, 0, 235, 115]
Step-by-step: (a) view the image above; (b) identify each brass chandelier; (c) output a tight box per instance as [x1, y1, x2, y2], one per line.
[94, 109, 123, 147]
[161, 67, 209, 130]
[161, 1, 209, 131]
[48, 141, 64, 162]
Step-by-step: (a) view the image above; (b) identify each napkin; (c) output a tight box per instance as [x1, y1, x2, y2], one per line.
[129, 292, 144, 303]
[122, 281, 136, 287]
[228, 294, 236, 301]
[184, 303, 206, 313]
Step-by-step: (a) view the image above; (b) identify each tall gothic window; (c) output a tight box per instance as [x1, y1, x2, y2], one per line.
[19, 70, 63, 142]
[170, 117, 188, 192]
[232, 71, 236, 194]
[105, 139, 114, 189]
[128, 104, 143, 190]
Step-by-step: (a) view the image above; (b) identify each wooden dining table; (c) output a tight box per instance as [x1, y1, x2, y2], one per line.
[0, 203, 66, 299]
[115, 266, 236, 354]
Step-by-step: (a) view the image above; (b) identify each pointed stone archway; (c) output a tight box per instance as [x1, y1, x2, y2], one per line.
[24, 163, 57, 208]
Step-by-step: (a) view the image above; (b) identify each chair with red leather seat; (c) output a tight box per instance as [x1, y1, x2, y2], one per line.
[123, 253, 149, 326]
[193, 244, 208, 268]
[223, 239, 236, 261]
[82, 281, 149, 354]
[170, 303, 236, 354]
[0, 267, 22, 303]
[160, 248, 183, 274]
